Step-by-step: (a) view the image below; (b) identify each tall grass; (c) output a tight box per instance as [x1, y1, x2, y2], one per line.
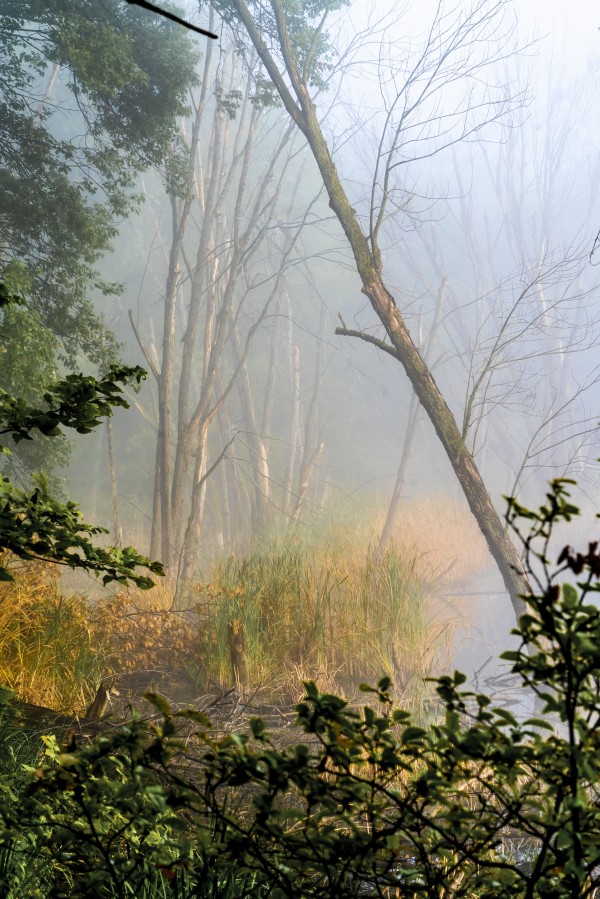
[195, 538, 447, 709]
[0, 497, 480, 717]
[0, 555, 104, 712]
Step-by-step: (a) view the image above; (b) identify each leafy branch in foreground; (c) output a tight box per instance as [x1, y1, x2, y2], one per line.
[0, 474, 163, 588]
[0, 479, 599, 896]
[0, 365, 146, 442]
[0, 280, 163, 588]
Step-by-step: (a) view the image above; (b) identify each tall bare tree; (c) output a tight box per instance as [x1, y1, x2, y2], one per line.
[216, 0, 533, 613]
[128, 30, 333, 597]
[388, 66, 600, 515]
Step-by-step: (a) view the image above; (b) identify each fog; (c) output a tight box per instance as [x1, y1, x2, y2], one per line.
[3, 0, 600, 707]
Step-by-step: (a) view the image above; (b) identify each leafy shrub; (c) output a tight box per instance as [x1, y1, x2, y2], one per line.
[91, 590, 202, 677]
[1, 479, 600, 897]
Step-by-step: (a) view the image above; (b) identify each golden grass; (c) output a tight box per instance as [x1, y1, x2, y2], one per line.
[1, 497, 479, 716]
[192, 533, 453, 712]
[0, 555, 103, 713]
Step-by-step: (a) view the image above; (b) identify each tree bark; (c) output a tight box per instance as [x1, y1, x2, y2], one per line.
[230, 0, 530, 614]
[106, 418, 122, 545]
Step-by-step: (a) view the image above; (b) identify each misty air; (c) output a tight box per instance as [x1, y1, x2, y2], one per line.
[1, 1, 600, 895]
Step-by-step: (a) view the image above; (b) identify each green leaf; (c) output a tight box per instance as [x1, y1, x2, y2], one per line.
[144, 692, 172, 717]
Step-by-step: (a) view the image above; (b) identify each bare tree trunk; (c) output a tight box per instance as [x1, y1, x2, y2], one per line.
[149, 440, 161, 559]
[157, 218, 179, 569]
[261, 294, 282, 438]
[378, 279, 447, 554]
[291, 298, 327, 525]
[176, 420, 210, 603]
[230, 0, 531, 614]
[230, 320, 270, 534]
[283, 344, 302, 516]
[106, 419, 122, 545]
[217, 381, 246, 551]
[211, 439, 231, 550]
[378, 390, 420, 556]
[290, 442, 324, 525]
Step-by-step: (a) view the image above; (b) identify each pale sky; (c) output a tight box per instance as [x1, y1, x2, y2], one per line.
[513, 0, 598, 75]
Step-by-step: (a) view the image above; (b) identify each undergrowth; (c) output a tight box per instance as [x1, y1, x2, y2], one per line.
[0, 480, 599, 897]
[0, 555, 104, 712]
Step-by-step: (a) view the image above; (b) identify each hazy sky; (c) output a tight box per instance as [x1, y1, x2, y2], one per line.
[519, 0, 597, 70]
[396, 0, 598, 74]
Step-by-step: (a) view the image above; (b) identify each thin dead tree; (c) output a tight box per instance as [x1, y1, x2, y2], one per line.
[377, 277, 447, 554]
[392, 65, 600, 511]
[129, 37, 314, 596]
[218, 0, 533, 613]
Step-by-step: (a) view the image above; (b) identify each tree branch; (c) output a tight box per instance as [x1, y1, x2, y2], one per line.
[335, 326, 399, 360]
[229, 0, 307, 136]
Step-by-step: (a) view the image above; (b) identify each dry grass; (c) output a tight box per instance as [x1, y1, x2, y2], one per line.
[1, 498, 474, 717]
[0, 555, 103, 713]
[86, 503, 466, 713]
[192, 535, 453, 713]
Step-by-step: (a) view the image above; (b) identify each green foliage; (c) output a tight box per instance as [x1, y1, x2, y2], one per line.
[214, 0, 350, 92]
[0, 365, 146, 443]
[0, 473, 163, 587]
[0, 480, 599, 895]
[0, 279, 162, 588]
[0, 266, 68, 486]
[0, 0, 199, 363]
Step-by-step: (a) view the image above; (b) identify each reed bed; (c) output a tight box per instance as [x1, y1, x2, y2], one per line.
[0, 497, 484, 716]
[194, 538, 449, 709]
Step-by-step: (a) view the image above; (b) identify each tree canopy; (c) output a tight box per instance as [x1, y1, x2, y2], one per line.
[0, 0, 199, 362]
[0, 281, 163, 587]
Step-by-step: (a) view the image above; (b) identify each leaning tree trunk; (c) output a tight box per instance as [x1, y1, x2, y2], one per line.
[231, 0, 530, 615]
[378, 279, 447, 555]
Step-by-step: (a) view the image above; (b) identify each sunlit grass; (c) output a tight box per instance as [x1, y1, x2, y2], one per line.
[1, 496, 480, 718]
[0, 555, 104, 713]
[193, 536, 450, 711]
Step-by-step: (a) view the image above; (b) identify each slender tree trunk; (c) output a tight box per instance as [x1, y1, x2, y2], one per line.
[290, 442, 324, 526]
[378, 390, 420, 556]
[232, 0, 530, 614]
[291, 298, 326, 524]
[283, 344, 302, 516]
[261, 294, 282, 438]
[149, 440, 161, 559]
[217, 380, 246, 551]
[106, 419, 122, 545]
[157, 229, 178, 569]
[379, 279, 447, 554]
[212, 439, 231, 550]
[176, 420, 210, 603]
[230, 320, 270, 534]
